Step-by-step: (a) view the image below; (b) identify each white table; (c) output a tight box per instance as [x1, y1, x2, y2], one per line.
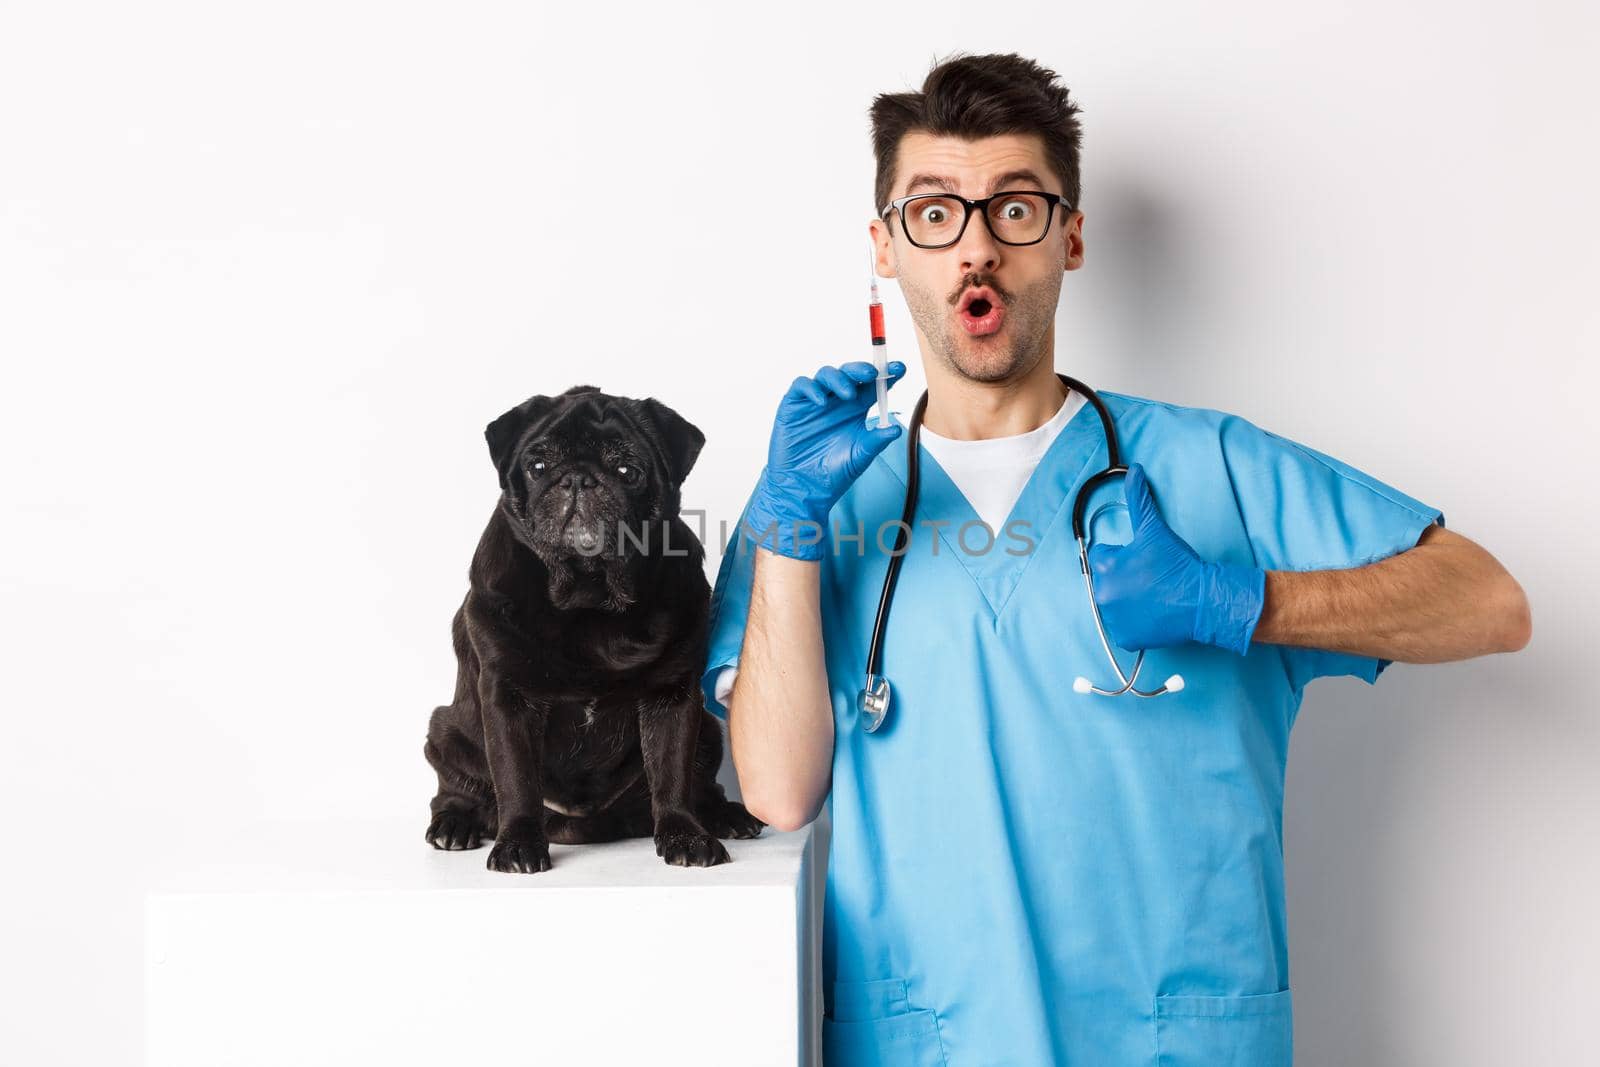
[145, 817, 823, 1066]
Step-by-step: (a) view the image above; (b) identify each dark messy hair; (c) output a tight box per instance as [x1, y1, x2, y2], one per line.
[869, 51, 1084, 225]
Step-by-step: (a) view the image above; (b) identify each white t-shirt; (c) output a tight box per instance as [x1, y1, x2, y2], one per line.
[713, 388, 1086, 707]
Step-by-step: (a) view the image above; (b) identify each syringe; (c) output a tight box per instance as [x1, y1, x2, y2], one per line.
[868, 249, 890, 428]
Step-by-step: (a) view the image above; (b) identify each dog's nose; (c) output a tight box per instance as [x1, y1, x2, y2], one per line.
[559, 470, 598, 491]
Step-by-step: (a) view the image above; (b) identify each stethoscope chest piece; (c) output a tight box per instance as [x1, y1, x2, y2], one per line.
[858, 675, 891, 732]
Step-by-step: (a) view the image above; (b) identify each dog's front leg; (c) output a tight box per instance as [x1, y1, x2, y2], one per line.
[480, 673, 552, 874]
[639, 687, 730, 868]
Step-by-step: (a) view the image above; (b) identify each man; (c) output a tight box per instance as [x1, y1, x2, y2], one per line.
[702, 51, 1531, 1066]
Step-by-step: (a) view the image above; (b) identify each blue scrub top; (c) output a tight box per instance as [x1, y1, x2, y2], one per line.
[702, 390, 1443, 1067]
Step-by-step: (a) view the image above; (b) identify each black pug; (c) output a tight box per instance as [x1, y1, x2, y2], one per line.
[423, 385, 764, 873]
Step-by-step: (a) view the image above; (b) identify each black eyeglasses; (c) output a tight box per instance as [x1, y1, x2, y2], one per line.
[880, 189, 1074, 249]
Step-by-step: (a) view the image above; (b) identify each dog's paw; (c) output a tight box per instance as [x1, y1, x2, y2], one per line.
[701, 799, 766, 840]
[654, 815, 731, 867]
[486, 833, 552, 874]
[425, 810, 486, 851]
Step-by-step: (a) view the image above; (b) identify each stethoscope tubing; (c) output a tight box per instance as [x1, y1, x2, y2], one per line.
[858, 373, 1178, 733]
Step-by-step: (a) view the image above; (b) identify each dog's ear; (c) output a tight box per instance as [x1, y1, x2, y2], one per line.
[484, 394, 557, 484]
[639, 397, 705, 487]
[485, 385, 604, 489]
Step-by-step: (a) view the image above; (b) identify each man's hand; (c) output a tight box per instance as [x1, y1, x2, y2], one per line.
[1086, 463, 1266, 655]
[742, 361, 906, 561]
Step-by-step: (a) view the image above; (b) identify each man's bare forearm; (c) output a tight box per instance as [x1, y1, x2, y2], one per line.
[1252, 524, 1532, 662]
[725, 546, 834, 830]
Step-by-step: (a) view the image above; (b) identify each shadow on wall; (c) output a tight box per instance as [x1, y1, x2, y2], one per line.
[1285, 647, 1568, 1065]
[1079, 171, 1209, 396]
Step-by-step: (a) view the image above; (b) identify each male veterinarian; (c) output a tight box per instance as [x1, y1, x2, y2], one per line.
[702, 52, 1531, 1066]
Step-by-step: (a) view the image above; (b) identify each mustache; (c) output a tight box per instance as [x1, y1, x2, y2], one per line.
[949, 276, 1010, 306]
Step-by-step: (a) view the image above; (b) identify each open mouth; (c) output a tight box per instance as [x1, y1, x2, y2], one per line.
[958, 290, 1005, 336]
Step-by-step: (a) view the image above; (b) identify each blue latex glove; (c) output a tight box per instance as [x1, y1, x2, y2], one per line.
[1085, 463, 1266, 656]
[743, 361, 906, 560]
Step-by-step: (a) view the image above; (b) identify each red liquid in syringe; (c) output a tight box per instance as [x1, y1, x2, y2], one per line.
[868, 259, 890, 427]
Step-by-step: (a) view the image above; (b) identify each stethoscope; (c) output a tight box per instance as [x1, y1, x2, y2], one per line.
[857, 372, 1185, 733]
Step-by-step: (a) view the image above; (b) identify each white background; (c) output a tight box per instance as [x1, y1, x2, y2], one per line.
[3, 2, 1596, 1063]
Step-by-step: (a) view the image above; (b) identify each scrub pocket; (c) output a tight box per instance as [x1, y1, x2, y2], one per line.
[1154, 988, 1293, 1066]
[822, 977, 949, 1067]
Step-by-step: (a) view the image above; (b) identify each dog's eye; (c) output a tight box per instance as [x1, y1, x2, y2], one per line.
[531, 461, 546, 472]
[617, 464, 642, 482]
